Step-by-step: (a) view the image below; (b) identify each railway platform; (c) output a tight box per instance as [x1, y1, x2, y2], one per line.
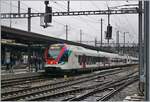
[1, 64, 45, 81]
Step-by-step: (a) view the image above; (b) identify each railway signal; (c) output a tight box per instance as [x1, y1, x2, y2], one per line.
[41, 1, 52, 28]
[105, 24, 112, 46]
[1, 5, 142, 30]
[106, 24, 112, 39]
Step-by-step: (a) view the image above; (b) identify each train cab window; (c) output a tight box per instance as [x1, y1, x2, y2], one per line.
[48, 45, 63, 59]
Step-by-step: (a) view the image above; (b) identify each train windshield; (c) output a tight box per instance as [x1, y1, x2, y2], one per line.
[48, 45, 64, 59]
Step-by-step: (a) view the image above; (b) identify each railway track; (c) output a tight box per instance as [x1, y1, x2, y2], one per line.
[2, 68, 121, 93]
[1, 66, 137, 101]
[2, 65, 137, 88]
[2, 65, 137, 90]
[68, 72, 138, 101]
[1, 75, 47, 88]
[27, 71, 138, 101]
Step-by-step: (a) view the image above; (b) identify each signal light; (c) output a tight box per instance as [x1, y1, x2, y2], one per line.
[44, 6, 52, 23]
[45, 1, 49, 5]
[106, 24, 112, 39]
[42, 1, 52, 28]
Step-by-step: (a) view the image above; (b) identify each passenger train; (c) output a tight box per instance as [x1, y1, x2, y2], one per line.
[44, 43, 138, 74]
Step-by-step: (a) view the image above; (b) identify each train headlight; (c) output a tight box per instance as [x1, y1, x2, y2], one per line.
[60, 62, 65, 65]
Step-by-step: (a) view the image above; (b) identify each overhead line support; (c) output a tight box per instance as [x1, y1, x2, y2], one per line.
[1, 9, 141, 19]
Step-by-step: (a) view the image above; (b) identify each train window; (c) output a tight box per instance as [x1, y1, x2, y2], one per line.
[78, 56, 80, 64]
[78, 55, 82, 65]
[95, 57, 98, 63]
[100, 57, 105, 62]
[86, 56, 89, 65]
[97, 57, 99, 62]
[93, 57, 96, 64]
[82, 55, 86, 64]
[88, 57, 90, 64]
[93, 57, 95, 64]
[90, 56, 92, 64]
[96, 57, 97, 63]
[111, 58, 120, 62]
[90, 57, 93, 64]
[85, 56, 87, 64]
[103, 57, 106, 62]
[99, 57, 101, 62]
[48, 45, 63, 59]
[104, 57, 109, 63]
[96, 57, 98, 62]
[92, 57, 94, 64]
[78, 55, 101, 65]
[86, 56, 90, 65]
[93, 57, 94, 64]
[80, 56, 82, 65]
[89, 56, 91, 64]
[103, 57, 105, 62]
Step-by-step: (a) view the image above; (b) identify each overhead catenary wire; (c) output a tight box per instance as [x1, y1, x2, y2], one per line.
[53, 1, 137, 44]
[49, 1, 98, 40]
[115, 1, 137, 43]
[105, 1, 137, 43]
[1, 1, 138, 44]
[20, 1, 93, 40]
[1, 1, 66, 38]
[53, 1, 105, 41]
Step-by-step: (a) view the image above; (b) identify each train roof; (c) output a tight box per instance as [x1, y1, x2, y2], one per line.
[50, 43, 138, 59]
[65, 44, 121, 58]
[66, 44, 99, 56]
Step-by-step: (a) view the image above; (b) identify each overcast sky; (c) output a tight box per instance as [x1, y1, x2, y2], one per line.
[1, 1, 138, 45]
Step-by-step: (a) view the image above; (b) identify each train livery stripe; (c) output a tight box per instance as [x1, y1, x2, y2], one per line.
[68, 50, 72, 56]
[44, 48, 48, 60]
[56, 46, 66, 62]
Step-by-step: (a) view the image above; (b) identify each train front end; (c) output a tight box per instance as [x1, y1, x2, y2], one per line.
[44, 44, 69, 74]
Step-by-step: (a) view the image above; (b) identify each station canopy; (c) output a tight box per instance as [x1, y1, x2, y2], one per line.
[1, 26, 104, 51]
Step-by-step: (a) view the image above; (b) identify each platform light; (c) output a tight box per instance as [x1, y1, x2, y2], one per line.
[1, 39, 15, 43]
